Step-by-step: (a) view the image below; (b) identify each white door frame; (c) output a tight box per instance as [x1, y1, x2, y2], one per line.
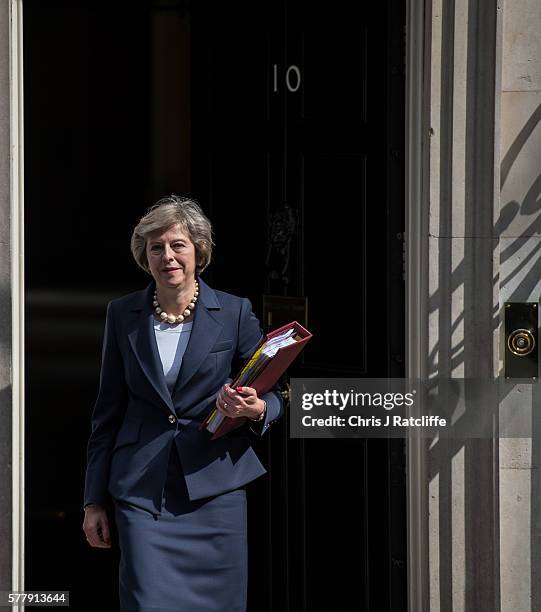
[9, 0, 25, 596]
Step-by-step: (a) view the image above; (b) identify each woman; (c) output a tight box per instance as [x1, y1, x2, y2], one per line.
[82, 195, 283, 611]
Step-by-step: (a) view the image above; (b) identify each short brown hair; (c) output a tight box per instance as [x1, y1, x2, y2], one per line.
[131, 195, 214, 275]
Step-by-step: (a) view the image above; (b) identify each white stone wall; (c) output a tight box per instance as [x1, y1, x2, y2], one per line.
[423, 0, 541, 609]
[499, 1, 541, 610]
[425, 0, 500, 609]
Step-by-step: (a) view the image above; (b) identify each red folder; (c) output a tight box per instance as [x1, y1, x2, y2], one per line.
[199, 320, 313, 439]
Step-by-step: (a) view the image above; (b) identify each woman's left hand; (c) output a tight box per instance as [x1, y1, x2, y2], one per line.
[216, 384, 265, 420]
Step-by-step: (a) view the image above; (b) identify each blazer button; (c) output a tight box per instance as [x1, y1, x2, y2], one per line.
[168, 414, 177, 424]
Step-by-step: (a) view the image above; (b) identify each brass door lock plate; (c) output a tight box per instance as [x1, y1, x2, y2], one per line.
[504, 302, 538, 379]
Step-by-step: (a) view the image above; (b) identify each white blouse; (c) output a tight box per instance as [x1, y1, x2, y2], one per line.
[153, 320, 194, 393]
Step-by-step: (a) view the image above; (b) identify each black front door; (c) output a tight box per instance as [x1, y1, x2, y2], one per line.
[23, 0, 406, 609]
[190, 1, 407, 609]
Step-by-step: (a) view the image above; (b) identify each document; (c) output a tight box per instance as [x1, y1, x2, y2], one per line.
[200, 320, 313, 439]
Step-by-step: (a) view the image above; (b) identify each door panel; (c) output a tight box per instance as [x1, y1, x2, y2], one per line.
[191, 1, 406, 610]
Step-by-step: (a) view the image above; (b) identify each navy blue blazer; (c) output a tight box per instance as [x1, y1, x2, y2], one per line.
[83, 276, 284, 515]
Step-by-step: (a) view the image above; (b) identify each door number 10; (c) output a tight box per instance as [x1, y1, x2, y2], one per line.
[273, 64, 301, 92]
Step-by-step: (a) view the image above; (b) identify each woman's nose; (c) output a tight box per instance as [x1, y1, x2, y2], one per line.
[162, 245, 174, 261]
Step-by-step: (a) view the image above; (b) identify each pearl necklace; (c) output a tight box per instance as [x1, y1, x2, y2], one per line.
[153, 280, 199, 324]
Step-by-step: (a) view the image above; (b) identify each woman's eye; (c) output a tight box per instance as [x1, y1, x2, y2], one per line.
[149, 242, 185, 252]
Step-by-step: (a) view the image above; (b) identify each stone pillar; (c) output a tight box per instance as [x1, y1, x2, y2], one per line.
[499, 2, 541, 610]
[407, 0, 502, 609]
[410, 0, 541, 609]
[426, 0, 500, 607]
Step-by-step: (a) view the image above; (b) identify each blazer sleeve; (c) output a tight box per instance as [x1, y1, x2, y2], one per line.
[83, 300, 128, 508]
[236, 298, 284, 437]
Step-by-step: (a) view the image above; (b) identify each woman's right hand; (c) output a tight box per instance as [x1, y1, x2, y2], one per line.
[83, 504, 112, 548]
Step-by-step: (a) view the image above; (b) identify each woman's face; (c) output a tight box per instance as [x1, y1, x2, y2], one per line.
[146, 223, 197, 291]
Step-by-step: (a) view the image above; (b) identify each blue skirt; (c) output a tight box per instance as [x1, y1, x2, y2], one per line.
[113, 444, 248, 612]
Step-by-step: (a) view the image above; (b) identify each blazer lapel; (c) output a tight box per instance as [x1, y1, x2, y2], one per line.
[128, 281, 176, 414]
[171, 276, 223, 401]
[127, 276, 224, 415]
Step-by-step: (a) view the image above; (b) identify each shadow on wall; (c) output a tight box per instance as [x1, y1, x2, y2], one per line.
[424, 0, 541, 608]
